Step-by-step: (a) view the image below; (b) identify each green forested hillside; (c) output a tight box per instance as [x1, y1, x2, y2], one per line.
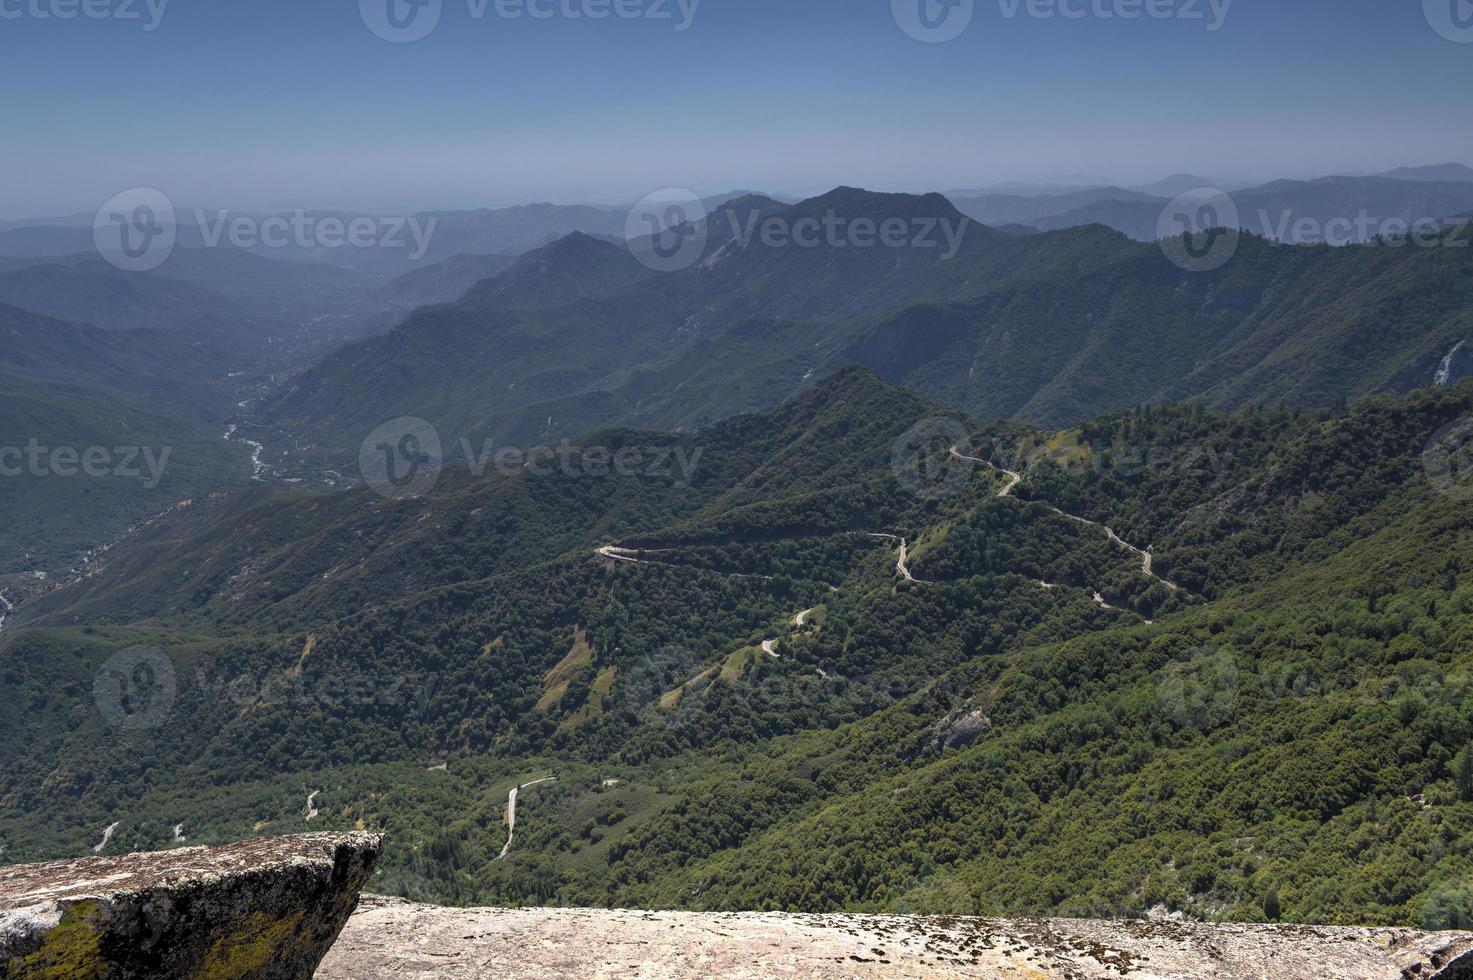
[0, 304, 253, 572]
[258, 189, 1473, 472]
[4, 369, 1473, 929]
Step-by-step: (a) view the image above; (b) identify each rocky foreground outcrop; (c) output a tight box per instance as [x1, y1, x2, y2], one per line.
[0, 832, 381, 979]
[5, 835, 1472, 979]
[320, 897, 1473, 979]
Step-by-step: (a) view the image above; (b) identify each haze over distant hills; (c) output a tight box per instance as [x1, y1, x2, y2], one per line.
[952, 169, 1473, 243]
[10, 0, 1473, 957]
[4, 156, 1473, 945]
[253, 184, 1473, 482]
[3, 169, 1471, 575]
[1380, 163, 1473, 183]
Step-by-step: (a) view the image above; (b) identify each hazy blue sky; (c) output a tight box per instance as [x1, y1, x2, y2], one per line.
[2, 0, 1471, 217]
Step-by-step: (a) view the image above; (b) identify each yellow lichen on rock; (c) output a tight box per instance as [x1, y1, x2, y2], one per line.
[5, 900, 104, 980]
[197, 908, 306, 978]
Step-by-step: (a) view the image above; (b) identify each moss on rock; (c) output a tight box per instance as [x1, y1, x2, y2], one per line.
[0, 833, 381, 979]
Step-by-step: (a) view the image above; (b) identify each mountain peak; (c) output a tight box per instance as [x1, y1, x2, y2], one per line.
[536, 229, 618, 255]
[788, 187, 966, 222]
[1379, 162, 1473, 183]
[458, 230, 644, 310]
[781, 364, 938, 422]
[711, 193, 785, 215]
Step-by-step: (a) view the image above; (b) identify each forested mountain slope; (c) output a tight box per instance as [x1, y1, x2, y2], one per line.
[4, 370, 1472, 929]
[258, 189, 1473, 476]
[0, 304, 251, 572]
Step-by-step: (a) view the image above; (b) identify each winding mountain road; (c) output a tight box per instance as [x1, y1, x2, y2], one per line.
[496, 776, 557, 861]
[951, 447, 1179, 592]
[596, 545, 771, 581]
[597, 546, 649, 564]
[0, 591, 11, 633]
[93, 821, 119, 853]
[868, 533, 917, 582]
[596, 446, 1176, 636]
[951, 447, 1021, 497]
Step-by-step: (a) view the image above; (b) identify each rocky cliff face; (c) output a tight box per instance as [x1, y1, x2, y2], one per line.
[0, 832, 381, 979]
[5, 835, 1472, 979]
[319, 898, 1473, 980]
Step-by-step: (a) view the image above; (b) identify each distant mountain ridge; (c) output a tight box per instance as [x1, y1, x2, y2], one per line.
[1379, 162, 1473, 183]
[0, 203, 629, 275]
[369, 253, 520, 315]
[0, 303, 250, 571]
[254, 186, 1473, 479]
[954, 174, 1473, 244]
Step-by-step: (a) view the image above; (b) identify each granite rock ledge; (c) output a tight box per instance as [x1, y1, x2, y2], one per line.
[0, 832, 381, 979]
[320, 898, 1473, 980]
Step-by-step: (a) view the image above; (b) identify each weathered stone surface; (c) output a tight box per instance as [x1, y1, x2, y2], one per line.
[0, 832, 381, 979]
[319, 897, 1473, 979]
